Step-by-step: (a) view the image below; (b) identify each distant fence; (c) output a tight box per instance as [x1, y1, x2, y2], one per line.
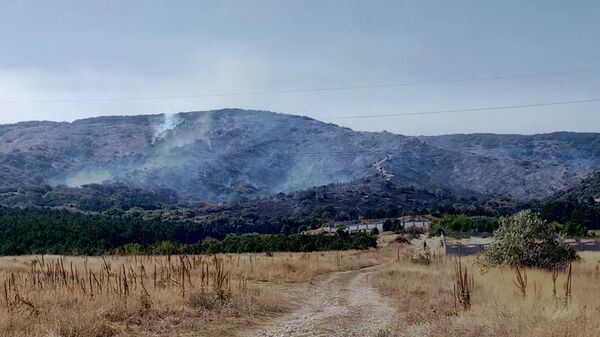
[444, 243, 489, 256]
[441, 234, 488, 256]
[566, 240, 600, 252]
[443, 237, 600, 256]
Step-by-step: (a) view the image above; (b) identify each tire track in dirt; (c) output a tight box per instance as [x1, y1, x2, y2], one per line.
[250, 267, 393, 337]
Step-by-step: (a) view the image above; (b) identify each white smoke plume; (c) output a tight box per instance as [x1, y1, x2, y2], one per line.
[65, 169, 113, 187]
[152, 113, 183, 144]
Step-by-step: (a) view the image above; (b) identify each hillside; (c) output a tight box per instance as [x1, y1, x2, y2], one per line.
[421, 132, 600, 166]
[0, 109, 599, 204]
[554, 170, 600, 203]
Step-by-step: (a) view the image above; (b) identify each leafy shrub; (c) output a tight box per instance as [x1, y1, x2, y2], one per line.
[123, 243, 143, 255]
[151, 241, 179, 255]
[481, 210, 578, 270]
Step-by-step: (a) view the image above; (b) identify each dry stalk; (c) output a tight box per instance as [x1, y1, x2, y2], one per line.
[563, 262, 573, 306]
[453, 258, 474, 310]
[513, 265, 527, 297]
[552, 268, 559, 297]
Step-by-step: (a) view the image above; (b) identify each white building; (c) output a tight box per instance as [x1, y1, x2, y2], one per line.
[326, 220, 384, 233]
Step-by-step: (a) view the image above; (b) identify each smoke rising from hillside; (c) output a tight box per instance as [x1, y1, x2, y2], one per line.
[65, 169, 113, 187]
[152, 113, 183, 144]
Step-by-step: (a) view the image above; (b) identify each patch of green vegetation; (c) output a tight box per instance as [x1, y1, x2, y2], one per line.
[428, 215, 500, 235]
[0, 206, 376, 255]
[541, 200, 600, 231]
[120, 232, 377, 255]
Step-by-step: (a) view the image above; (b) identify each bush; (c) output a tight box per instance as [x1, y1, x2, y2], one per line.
[382, 219, 393, 232]
[370, 227, 380, 235]
[151, 241, 179, 255]
[123, 243, 143, 255]
[552, 221, 587, 237]
[481, 210, 578, 270]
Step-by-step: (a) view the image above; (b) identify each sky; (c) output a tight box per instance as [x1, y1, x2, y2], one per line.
[0, 0, 599, 135]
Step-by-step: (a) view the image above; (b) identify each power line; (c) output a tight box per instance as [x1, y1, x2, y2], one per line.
[322, 97, 600, 120]
[1, 67, 599, 104]
[137, 96, 600, 159]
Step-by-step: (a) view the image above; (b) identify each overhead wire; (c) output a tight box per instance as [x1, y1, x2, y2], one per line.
[0, 67, 598, 104]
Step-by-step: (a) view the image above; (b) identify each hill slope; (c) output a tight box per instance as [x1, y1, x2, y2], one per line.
[554, 170, 600, 203]
[0, 109, 598, 202]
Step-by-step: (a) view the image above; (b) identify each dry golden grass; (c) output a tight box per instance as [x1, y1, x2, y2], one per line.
[0, 249, 381, 337]
[373, 246, 600, 337]
[4, 234, 599, 337]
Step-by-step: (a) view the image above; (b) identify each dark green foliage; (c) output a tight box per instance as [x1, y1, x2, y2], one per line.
[183, 232, 377, 254]
[376, 218, 405, 232]
[482, 210, 578, 270]
[0, 206, 376, 255]
[551, 221, 587, 237]
[280, 225, 291, 235]
[0, 184, 178, 211]
[540, 201, 600, 230]
[428, 215, 500, 235]
[382, 219, 393, 231]
[116, 232, 377, 255]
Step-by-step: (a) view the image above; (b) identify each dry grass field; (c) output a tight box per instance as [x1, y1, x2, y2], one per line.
[0, 250, 381, 337]
[2, 235, 600, 337]
[373, 245, 600, 337]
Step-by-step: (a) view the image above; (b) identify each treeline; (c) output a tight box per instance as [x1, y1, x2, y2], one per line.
[122, 232, 377, 255]
[0, 206, 375, 255]
[368, 200, 600, 232]
[540, 200, 600, 231]
[429, 213, 588, 237]
[428, 215, 500, 235]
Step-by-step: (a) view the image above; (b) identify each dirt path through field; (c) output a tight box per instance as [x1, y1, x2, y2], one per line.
[249, 267, 393, 337]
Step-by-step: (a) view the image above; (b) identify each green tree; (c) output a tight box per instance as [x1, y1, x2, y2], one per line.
[481, 210, 578, 270]
[552, 221, 587, 237]
[382, 219, 393, 232]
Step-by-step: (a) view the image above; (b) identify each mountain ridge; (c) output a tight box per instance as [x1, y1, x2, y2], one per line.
[1, 109, 598, 204]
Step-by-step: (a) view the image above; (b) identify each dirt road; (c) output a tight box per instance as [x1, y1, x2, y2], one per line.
[250, 267, 393, 337]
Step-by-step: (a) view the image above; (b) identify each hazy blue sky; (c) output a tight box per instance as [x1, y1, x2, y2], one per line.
[0, 0, 599, 135]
